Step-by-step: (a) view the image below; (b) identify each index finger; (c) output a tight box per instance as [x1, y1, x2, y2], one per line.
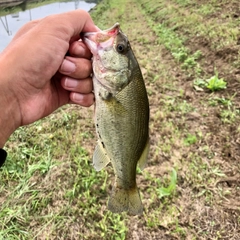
[68, 41, 92, 59]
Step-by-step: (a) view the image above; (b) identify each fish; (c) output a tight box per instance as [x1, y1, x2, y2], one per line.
[83, 23, 149, 215]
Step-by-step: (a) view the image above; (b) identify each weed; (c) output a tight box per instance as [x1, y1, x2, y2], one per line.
[156, 169, 177, 199]
[151, 23, 201, 74]
[193, 78, 207, 91]
[172, 219, 186, 237]
[197, 4, 215, 16]
[181, 50, 202, 70]
[194, 73, 227, 92]
[172, 47, 188, 62]
[206, 75, 227, 91]
[208, 97, 232, 107]
[220, 109, 240, 123]
[165, 97, 195, 114]
[211, 167, 225, 177]
[174, 0, 192, 7]
[184, 134, 197, 146]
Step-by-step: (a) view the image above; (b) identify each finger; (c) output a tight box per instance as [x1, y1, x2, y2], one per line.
[13, 20, 40, 40]
[70, 92, 94, 107]
[61, 77, 93, 93]
[68, 41, 92, 59]
[59, 56, 92, 79]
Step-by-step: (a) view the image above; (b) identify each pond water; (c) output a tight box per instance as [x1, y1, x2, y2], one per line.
[0, 0, 97, 52]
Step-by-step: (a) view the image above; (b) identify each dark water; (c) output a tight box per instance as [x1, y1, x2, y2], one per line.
[0, 0, 97, 51]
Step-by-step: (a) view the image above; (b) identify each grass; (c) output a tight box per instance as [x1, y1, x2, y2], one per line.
[1, 0, 240, 239]
[156, 169, 177, 198]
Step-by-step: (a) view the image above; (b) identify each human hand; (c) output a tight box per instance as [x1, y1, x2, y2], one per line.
[0, 10, 98, 147]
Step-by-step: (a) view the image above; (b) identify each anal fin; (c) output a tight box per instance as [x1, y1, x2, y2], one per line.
[138, 137, 150, 170]
[93, 140, 110, 171]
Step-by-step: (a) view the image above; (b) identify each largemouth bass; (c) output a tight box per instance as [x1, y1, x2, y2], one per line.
[83, 23, 149, 215]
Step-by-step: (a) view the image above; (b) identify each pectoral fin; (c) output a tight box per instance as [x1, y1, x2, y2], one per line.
[93, 140, 110, 171]
[138, 137, 150, 170]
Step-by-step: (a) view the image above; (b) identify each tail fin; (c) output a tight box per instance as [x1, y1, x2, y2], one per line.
[107, 187, 143, 215]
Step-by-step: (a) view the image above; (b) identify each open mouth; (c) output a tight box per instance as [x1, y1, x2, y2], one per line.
[83, 23, 120, 55]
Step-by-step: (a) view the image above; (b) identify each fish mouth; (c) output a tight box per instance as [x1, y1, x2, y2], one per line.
[83, 23, 120, 55]
[102, 22, 120, 36]
[84, 22, 120, 40]
[83, 23, 124, 94]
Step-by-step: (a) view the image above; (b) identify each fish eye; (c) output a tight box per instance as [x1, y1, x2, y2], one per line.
[116, 43, 125, 53]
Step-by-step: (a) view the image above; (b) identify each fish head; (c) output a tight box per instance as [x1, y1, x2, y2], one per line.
[83, 23, 135, 94]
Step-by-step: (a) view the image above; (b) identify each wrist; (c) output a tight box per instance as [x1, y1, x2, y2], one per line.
[0, 91, 20, 148]
[0, 54, 21, 147]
